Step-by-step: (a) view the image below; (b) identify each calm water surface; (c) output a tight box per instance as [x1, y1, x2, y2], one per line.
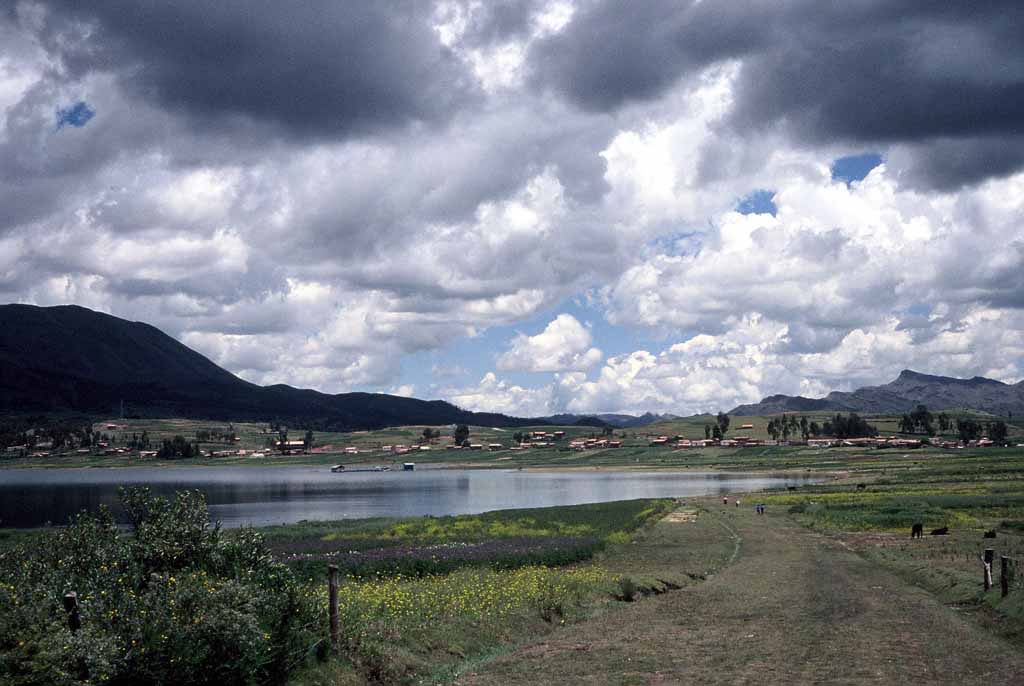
[0, 467, 823, 528]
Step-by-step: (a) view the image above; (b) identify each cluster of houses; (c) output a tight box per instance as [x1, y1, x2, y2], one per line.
[384, 444, 434, 455]
[569, 437, 623, 450]
[647, 435, 759, 448]
[806, 437, 921, 448]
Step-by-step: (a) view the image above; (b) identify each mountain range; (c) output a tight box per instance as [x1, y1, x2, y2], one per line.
[538, 412, 682, 428]
[2, 304, 1020, 427]
[730, 369, 1024, 417]
[0, 304, 537, 430]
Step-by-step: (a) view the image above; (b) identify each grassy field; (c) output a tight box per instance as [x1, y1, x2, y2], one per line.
[283, 443, 1024, 683]
[459, 504, 1024, 685]
[1, 409, 1020, 471]
[647, 409, 1024, 442]
[5, 416, 1024, 684]
[271, 499, 678, 685]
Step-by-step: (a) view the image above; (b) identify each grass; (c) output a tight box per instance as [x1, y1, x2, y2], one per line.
[4, 409, 1019, 471]
[328, 565, 611, 683]
[268, 499, 677, 684]
[7, 413, 1024, 683]
[264, 499, 676, 581]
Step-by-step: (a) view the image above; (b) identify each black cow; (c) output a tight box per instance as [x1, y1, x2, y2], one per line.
[856, 483, 866, 490]
[911, 523, 923, 539]
[984, 530, 997, 539]
[930, 526, 949, 536]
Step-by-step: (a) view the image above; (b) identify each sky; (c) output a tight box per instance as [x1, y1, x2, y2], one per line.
[1, 1, 1023, 417]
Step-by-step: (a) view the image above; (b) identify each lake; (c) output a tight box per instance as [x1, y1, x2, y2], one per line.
[0, 466, 823, 528]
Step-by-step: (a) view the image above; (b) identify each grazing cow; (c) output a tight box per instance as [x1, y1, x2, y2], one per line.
[787, 486, 797, 492]
[983, 530, 997, 539]
[930, 526, 949, 536]
[911, 523, 923, 539]
[856, 483, 866, 490]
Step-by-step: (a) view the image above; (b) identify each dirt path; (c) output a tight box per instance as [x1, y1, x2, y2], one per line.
[457, 506, 1024, 685]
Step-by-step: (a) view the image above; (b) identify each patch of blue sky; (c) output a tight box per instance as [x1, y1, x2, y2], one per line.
[831, 152, 883, 185]
[56, 101, 95, 130]
[905, 302, 932, 317]
[735, 189, 777, 216]
[396, 294, 671, 399]
[643, 229, 703, 258]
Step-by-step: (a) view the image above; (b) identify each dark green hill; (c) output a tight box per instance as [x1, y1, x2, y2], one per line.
[0, 304, 539, 430]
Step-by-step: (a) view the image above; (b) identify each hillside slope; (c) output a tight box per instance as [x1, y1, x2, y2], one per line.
[730, 369, 1024, 416]
[0, 304, 537, 429]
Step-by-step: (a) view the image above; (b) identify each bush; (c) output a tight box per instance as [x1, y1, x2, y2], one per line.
[616, 576, 638, 602]
[0, 488, 322, 686]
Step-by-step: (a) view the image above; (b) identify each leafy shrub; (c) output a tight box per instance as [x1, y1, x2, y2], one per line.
[0, 488, 322, 686]
[605, 531, 630, 545]
[616, 576, 638, 602]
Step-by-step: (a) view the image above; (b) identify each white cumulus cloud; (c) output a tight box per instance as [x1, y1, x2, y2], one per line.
[497, 313, 602, 372]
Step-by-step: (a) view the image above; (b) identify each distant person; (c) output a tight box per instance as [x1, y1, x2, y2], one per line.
[735, 499, 741, 508]
[723, 496, 729, 505]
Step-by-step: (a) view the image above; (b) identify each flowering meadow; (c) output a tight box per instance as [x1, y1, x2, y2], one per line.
[1, 493, 676, 685]
[279, 499, 675, 682]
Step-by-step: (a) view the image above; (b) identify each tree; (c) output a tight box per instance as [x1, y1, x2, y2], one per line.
[158, 435, 198, 459]
[800, 416, 809, 441]
[938, 413, 951, 433]
[304, 429, 314, 453]
[712, 425, 722, 440]
[422, 427, 434, 443]
[767, 419, 779, 441]
[910, 404, 934, 435]
[788, 415, 800, 439]
[957, 418, 982, 442]
[809, 421, 820, 437]
[513, 431, 523, 444]
[704, 424, 711, 440]
[716, 412, 730, 437]
[819, 413, 877, 439]
[990, 420, 1008, 444]
[454, 424, 470, 446]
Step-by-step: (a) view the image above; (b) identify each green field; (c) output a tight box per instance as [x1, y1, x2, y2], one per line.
[2, 409, 1020, 472]
[5, 416, 1024, 684]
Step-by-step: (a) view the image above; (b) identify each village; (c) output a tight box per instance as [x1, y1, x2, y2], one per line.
[3, 418, 1016, 462]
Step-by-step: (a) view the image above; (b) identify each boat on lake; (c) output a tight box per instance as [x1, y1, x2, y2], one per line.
[331, 464, 390, 473]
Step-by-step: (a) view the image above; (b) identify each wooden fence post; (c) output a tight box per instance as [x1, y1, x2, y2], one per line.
[983, 549, 994, 592]
[62, 591, 81, 633]
[1002, 556, 1011, 597]
[328, 564, 339, 654]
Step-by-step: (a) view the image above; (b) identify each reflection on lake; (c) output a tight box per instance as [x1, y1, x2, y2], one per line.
[0, 467, 824, 528]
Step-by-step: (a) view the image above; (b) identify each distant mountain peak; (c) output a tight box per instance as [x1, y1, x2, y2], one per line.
[731, 369, 1022, 416]
[894, 369, 1006, 387]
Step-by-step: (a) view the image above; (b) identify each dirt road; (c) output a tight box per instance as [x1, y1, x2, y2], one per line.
[457, 506, 1024, 685]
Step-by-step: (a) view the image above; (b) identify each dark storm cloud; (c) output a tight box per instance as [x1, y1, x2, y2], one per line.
[454, 0, 543, 46]
[29, 0, 480, 139]
[530, 0, 1024, 188]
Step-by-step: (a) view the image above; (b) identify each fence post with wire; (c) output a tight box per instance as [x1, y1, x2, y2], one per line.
[329, 564, 340, 654]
